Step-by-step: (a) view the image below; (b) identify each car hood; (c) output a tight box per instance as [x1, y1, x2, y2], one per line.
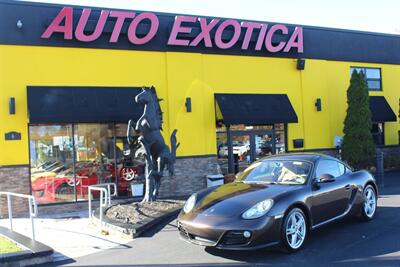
[192, 182, 301, 217]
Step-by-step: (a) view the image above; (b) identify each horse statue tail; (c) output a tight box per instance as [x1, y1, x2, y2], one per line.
[168, 129, 180, 176]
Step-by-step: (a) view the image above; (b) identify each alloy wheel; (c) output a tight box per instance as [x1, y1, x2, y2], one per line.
[363, 186, 376, 218]
[285, 210, 306, 249]
[122, 168, 136, 181]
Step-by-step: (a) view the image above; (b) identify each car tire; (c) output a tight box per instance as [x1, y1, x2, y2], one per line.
[280, 208, 308, 253]
[55, 183, 74, 200]
[359, 184, 377, 221]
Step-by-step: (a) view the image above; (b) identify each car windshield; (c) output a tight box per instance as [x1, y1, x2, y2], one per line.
[236, 160, 312, 185]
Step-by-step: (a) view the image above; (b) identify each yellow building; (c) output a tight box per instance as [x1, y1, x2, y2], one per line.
[0, 1, 398, 210]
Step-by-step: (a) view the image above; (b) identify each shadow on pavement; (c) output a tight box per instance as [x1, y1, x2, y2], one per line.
[377, 171, 400, 195]
[140, 216, 178, 238]
[204, 206, 400, 267]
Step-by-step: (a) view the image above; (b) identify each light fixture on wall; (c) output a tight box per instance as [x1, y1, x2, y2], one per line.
[297, 58, 305, 70]
[315, 98, 322, 111]
[293, 139, 304, 148]
[9, 97, 16, 115]
[16, 20, 23, 29]
[185, 97, 192, 112]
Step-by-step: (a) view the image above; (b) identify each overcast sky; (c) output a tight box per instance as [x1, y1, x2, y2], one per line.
[20, 0, 400, 35]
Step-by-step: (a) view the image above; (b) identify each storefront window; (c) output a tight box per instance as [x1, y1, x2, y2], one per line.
[30, 123, 145, 204]
[74, 124, 115, 201]
[30, 125, 74, 204]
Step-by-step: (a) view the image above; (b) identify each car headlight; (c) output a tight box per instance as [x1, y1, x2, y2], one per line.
[242, 199, 274, 219]
[183, 194, 196, 213]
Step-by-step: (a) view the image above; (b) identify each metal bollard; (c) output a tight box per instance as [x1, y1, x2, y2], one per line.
[29, 198, 35, 241]
[7, 194, 13, 231]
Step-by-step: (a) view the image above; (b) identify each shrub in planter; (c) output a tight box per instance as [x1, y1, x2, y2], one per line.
[342, 70, 376, 169]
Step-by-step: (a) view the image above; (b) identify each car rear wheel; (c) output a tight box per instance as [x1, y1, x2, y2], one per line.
[281, 208, 307, 253]
[56, 183, 74, 200]
[359, 185, 377, 221]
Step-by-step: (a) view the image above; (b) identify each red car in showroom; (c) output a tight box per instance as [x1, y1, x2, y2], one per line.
[32, 160, 144, 203]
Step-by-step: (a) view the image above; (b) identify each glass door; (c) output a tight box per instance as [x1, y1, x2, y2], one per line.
[254, 132, 275, 161]
[230, 132, 251, 173]
[228, 130, 276, 173]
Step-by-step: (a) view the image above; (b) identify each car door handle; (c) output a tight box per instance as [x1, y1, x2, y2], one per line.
[344, 184, 351, 191]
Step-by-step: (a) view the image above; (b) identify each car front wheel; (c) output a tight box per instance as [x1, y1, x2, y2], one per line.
[281, 208, 308, 253]
[359, 185, 377, 221]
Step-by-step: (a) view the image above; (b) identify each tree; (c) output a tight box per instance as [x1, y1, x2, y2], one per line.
[341, 70, 376, 169]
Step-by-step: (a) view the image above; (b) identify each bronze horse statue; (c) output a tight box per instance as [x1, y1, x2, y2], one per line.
[127, 86, 179, 202]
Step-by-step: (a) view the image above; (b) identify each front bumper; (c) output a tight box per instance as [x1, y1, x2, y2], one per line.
[177, 213, 282, 250]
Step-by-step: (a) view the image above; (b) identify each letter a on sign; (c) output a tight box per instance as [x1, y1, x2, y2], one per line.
[284, 27, 304, 53]
[41, 7, 73, 39]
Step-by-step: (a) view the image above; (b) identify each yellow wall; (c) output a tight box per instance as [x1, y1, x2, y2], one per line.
[0, 45, 399, 166]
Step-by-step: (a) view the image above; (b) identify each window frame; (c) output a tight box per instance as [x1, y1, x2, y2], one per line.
[350, 67, 382, 91]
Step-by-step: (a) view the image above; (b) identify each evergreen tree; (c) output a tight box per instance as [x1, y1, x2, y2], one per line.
[341, 70, 376, 169]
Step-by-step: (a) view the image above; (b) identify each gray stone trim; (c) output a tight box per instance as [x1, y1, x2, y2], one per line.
[0, 164, 30, 169]
[158, 155, 220, 198]
[0, 166, 30, 218]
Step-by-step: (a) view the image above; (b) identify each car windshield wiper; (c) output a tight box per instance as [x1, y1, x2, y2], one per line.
[243, 181, 277, 185]
[275, 181, 301, 185]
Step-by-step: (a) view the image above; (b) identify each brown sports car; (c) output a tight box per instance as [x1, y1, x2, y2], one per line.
[178, 153, 378, 252]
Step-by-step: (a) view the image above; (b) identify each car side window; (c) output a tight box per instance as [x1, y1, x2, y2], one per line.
[315, 160, 341, 178]
[337, 163, 345, 177]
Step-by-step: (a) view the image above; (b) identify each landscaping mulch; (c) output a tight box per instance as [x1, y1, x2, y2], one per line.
[106, 199, 185, 225]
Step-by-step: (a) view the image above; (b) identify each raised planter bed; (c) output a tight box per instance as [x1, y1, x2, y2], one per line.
[93, 199, 185, 238]
[0, 227, 53, 267]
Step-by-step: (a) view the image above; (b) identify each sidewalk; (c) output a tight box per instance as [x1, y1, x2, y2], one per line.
[0, 208, 133, 263]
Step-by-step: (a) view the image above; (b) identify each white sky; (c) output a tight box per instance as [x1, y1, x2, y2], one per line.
[19, 0, 400, 35]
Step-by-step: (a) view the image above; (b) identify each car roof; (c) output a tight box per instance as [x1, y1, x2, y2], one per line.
[262, 152, 339, 163]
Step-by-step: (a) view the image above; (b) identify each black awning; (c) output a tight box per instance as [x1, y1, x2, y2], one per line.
[215, 93, 298, 125]
[27, 86, 144, 123]
[369, 96, 397, 122]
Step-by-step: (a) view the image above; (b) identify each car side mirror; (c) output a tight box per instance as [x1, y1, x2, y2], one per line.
[318, 173, 335, 183]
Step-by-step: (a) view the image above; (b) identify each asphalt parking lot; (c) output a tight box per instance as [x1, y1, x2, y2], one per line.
[51, 173, 400, 267]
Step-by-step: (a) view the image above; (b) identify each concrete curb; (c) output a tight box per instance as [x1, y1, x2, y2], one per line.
[0, 226, 53, 267]
[92, 204, 182, 238]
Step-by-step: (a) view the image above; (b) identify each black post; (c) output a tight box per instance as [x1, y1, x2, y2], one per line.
[113, 123, 118, 195]
[233, 154, 239, 174]
[376, 151, 384, 189]
[72, 124, 77, 202]
[227, 125, 234, 173]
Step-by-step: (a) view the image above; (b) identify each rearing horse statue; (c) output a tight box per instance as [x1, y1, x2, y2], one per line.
[127, 86, 179, 202]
